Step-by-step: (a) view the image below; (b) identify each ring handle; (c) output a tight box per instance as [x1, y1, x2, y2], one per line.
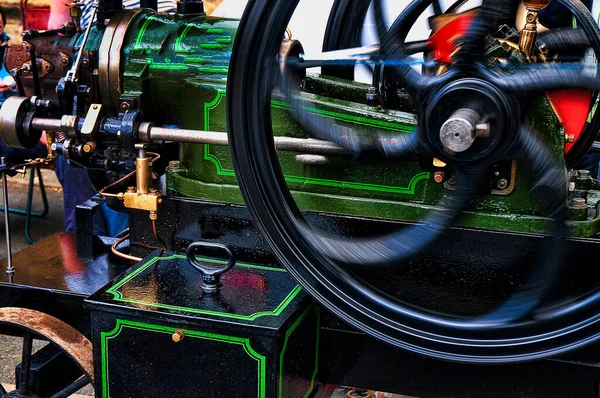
[186, 241, 236, 293]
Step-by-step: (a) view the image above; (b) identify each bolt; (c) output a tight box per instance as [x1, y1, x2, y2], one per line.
[127, 186, 135, 193]
[433, 171, 445, 184]
[447, 176, 456, 186]
[93, 69, 99, 76]
[44, 64, 51, 71]
[61, 57, 70, 66]
[172, 330, 185, 343]
[82, 143, 95, 153]
[578, 170, 591, 178]
[92, 104, 99, 110]
[497, 178, 508, 190]
[168, 160, 181, 169]
[565, 134, 575, 143]
[81, 58, 90, 68]
[120, 102, 131, 112]
[365, 87, 378, 106]
[149, 188, 157, 194]
[149, 212, 158, 221]
[24, 45, 31, 52]
[571, 198, 586, 208]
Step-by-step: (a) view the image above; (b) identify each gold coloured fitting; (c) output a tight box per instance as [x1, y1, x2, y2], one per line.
[172, 329, 185, 343]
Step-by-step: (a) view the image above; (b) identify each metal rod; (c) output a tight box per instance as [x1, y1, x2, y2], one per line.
[49, 376, 90, 398]
[2, 157, 14, 283]
[18, 331, 33, 394]
[66, 5, 97, 83]
[30, 117, 351, 155]
[27, 44, 42, 97]
[31, 117, 63, 131]
[146, 127, 350, 155]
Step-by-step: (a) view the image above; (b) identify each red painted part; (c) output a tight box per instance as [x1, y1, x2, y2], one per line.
[20, 0, 50, 31]
[426, 14, 475, 63]
[425, 13, 591, 152]
[547, 90, 592, 153]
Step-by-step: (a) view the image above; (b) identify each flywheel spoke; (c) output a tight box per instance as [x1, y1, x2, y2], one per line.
[17, 332, 33, 395]
[489, 63, 600, 94]
[298, 166, 482, 267]
[477, 125, 567, 325]
[49, 376, 91, 398]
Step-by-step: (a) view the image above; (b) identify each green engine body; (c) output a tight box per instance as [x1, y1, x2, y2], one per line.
[67, 9, 600, 237]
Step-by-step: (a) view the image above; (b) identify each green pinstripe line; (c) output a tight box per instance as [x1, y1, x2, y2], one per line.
[101, 319, 266, 397]
[107, 253, 286, 300]
[202, 91, 429, 194]
[175, 23, 194, 53]
[105, 253, 300, 321]
[278, 306, 320, 398]
[134, 15, 157, 50]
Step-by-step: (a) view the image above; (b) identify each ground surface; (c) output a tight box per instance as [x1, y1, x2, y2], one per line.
[0, 170, 82, 395]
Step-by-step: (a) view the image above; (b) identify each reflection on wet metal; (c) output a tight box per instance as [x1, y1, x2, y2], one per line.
[90, 253, 302, 325]
[0, 232, 130, 294]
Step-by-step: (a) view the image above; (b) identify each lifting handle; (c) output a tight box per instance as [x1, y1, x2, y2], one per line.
[186, 241, 236, 293]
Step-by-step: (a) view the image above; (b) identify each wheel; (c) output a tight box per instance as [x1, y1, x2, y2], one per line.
[227, 0, 600, 363]
[0, 308, 94, 397]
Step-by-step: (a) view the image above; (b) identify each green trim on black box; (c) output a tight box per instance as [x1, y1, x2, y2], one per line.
[106, 253, 302, 321]
[279, 305, 321, 398]
[100, 319, 266, 398]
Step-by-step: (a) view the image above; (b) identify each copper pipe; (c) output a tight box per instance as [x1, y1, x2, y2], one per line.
[151, 219, 167, 250]
[111, 231, 143, 262]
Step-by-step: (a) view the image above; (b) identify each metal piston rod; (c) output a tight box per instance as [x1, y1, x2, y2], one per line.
[30, 117, 351, 156]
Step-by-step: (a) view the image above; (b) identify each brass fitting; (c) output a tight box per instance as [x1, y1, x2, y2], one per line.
[122, 190, 161, 213]
[82, 142, 95, 153]
[119, 146, 162, 220]
[135, 151, 152, 195]
[433, 171, 446, 184]
[172, 330, 185, 343]
[518, 0, 551, 60]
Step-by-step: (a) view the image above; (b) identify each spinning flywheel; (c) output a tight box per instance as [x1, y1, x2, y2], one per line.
[227, 0, 600, 363]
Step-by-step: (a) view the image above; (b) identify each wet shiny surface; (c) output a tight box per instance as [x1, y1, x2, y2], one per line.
[0, 233, 130, 295]
[87, 252, 303, 328]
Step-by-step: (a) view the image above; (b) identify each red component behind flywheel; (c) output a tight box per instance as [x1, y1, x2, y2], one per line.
[426, 13, 591, 153]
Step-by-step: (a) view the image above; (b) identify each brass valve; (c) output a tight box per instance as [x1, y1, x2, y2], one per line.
[118, 145, 162, 220]
[519, 0, 552, 60]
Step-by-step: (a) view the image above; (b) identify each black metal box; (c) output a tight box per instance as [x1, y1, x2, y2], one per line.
[85, 251, 319, 398]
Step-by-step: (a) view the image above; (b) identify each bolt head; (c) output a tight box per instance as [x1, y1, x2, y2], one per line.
[168, 160, 181, 169]
[172, 330, 185, 343]
[497, 178, 509, 190]
[120, 102, 131, 111]
[433, 171, 445, 184]
[571, 198, 587, 208]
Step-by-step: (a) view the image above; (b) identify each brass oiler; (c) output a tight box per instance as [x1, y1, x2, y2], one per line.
[519, 0, 552, 60]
